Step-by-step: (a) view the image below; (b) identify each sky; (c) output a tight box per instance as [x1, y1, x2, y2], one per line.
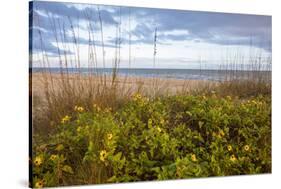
[30, 1, 272, 69]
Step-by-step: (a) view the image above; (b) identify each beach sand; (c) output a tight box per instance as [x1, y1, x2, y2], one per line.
[31, 72, 218, 100]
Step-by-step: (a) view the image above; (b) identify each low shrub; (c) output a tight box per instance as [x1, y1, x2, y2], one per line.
[32, 94, 271, 187]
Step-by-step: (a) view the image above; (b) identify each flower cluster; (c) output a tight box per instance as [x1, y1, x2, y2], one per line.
[61, 115, 71, 124]
[132, 93, 142, 101]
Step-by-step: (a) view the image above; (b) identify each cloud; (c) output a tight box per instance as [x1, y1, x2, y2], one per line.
[29, 27, 73, 56]
[30, 1, 272, 58]
[32, 1, 117, 25]
[133, 8, 271, 51]
[30, 1, 120, 55]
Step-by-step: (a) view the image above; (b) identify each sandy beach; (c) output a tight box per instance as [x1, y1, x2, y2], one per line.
[31, 72, 217, 98]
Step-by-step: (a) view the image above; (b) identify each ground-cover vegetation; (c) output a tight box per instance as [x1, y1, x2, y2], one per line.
[32, 92, 271, 187]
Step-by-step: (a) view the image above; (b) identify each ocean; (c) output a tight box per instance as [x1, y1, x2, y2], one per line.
[32, 67, 271, 81]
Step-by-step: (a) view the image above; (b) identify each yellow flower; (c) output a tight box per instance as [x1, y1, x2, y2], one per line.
[55, 144, 64, 151]
[61, 115, 71, 124]
[157, 127, 162, 133]
[77, 126, 82, 133]
[74, 106, 84, 112]
[34, 156, 43, 166]
[35, 180, 44, 188]
[227, 145, 232, 151]
[107, 133, 113, 140]
[244, 145, 250, 151]
[100, 150, 108, 162]
[191, 154, 197, 162]
[226, 96, 232, 100]
[50, 154, 58, 161]
[230, 154, 237, 162]
[160, 118, 165, 125]
[132, 93, 142, 101]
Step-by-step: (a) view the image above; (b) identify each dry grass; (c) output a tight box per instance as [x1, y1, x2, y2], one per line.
[32, 72, 216, 131]
[31, 5, 272, 139]
[215, 79, 271, 97]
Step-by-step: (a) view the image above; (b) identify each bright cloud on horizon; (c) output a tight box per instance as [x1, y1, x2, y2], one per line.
[30, 1, 272, 69]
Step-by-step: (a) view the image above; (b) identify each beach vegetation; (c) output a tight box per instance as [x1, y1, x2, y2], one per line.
[32, 94, 271, 186]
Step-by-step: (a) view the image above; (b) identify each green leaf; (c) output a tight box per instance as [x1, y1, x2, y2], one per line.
[198, 121, 204, 128]
[62, 165, 74, 174]
[113, 152, 122, 161]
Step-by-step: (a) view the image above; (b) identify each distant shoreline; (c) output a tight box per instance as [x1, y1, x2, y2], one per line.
[31, 67, 271, 82]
